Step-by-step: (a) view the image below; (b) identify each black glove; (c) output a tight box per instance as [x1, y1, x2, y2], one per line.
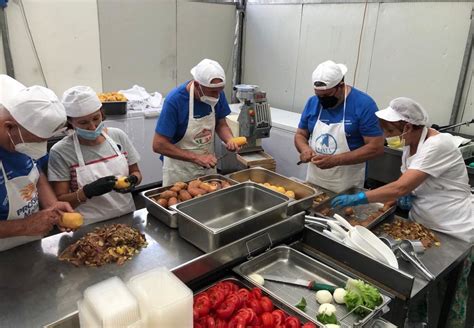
[114, 175, 139, 194]
[83, 176, 117, 198]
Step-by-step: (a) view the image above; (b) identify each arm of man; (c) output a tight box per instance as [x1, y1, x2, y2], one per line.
[152, 133, 216, 168]
[0, 207, 61, 238]
[294, 128, 316, 163]
[215, 118, 241, 151]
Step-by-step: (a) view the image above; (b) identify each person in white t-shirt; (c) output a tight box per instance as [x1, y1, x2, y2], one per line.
[331, 97, 473, 327]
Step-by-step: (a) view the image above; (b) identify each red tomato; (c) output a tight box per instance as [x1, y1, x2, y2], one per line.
[225, 293, 241, 308]
[209, 289, 225, 309]
[221, 281, 238, 295]
[285, 316, 301, 328]
[206, 316, 216, 328]
[216, 300, 236, 319]
[194, 323, 204, 328]
[236, 308, 256, 324]
[248, 298, 264, 315]
[302, 323, 317, 328]
[260, 296, 274, 312]
[227, 316, 246, 328]
[193, 307, 200, 321]
[237, 288, 251, 304]
[271, 309, 287, 325]
[251, 287, 263, 300]
[195, 295, 211, 317]
[260, 312, 274, 328]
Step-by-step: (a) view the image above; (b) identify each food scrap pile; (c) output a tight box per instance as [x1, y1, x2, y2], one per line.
[376, 218, 440, 248]
[59, 224, 147, 267]
[153, 179, 231, 209]
[98, 92, 127, 102]
[313, 193, 330, 206]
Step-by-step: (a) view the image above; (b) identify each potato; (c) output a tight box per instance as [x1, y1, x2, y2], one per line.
[160, 190, 178, 199]
[169, 186, 182, 192]
[174, 182, 187, 189]
[188, 187, 207, 197]
[157, 198, 168, 208]
[209, 181, 222, 190]
[221, 181, 231, 189]
[285, 190, 296, 199]
[179, 190, 192, 202]
[276, 186, 286, 194]
[188, 180, 202, 189]
[168, 197, 178, 207]
[115, 176, 131, 189]
[230, 136, 247, 146]
[60, 212, 84, 229]
[199, 182, 218, 192]
[344, 207, 354, 216]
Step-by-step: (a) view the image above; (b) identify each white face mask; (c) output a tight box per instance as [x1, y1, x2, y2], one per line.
[199, 85, 219, 107]
[8, 127, 48, 160]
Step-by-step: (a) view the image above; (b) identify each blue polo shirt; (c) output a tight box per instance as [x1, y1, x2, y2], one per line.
[0, 147, 46, 220]
[155, 81, 231, 144]
[298, 87, 382, 151]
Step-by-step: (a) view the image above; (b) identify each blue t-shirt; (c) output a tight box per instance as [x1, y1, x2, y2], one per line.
[155, 81, 231, 144]
[0, 147, 46, 220]
[298, 87, 382, 151]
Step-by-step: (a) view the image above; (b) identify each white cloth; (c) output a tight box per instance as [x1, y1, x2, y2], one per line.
[118, 85, 163, 111]
[0, 161, 41, 251]
[73, 132, 135, 224]
[190, 59, 225, 87]
[312, 60, 348, 90]
[162, 83, 217, 186]
[62, 86, 102, 117]
[402, 128, 474, 243]
[306, 88, 365, 193]
[2, 85, 66, 138]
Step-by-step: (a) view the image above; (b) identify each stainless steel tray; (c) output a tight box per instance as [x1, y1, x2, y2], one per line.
[140, 174, 238, 228]
[174, 182, 290, 252]
[197, 276, 316, 326]
[313, 187, 396, 229]
[234, 245, 392, 327]
[229, 168, 318, 215]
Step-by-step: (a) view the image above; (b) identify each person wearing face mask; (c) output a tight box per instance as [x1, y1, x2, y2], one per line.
[153, 58, 239, 185]
[295, 60, 384, 193]
[0, 75, 74, 251]
[47, 86, 142, 224]
[332, 97, 473, 327]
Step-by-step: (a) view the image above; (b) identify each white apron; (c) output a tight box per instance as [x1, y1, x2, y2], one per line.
[306, 90, 366, 193]
[73, 132, 135, 225]
[0, 160, 41, 251]
[402, 127, 474, 243]
[162, 83, 217, 186]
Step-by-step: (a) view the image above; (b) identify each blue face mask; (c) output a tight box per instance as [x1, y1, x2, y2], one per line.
[75, 121, 104, 140]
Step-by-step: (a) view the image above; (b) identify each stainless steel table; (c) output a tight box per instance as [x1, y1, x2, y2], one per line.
[0, 209, 203, 328]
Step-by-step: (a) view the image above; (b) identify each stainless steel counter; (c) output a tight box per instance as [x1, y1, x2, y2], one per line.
[0, 209, 203, 328]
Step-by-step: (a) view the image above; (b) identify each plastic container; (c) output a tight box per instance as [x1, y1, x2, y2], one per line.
[127, 267, 193, 328]
[79, 276, 141, 328]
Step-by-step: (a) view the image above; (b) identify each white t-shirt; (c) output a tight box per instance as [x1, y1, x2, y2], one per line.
[402, 132, 474, 243]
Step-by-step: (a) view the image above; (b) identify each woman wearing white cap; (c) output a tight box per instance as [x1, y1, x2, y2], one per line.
[332, 97, 473, 327]
[48, 86, 142, 224]
[153, 58, 239, 185]
[295, 60, 384, 193]
[0, 75, 73, 251]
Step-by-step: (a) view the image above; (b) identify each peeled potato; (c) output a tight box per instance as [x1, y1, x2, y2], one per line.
[230, 136, 247, 146]
[115, 176, 130, 189]
[60, 212, 84, 229]
[276, 186, 286, 193]
[285, 190, 296, 199]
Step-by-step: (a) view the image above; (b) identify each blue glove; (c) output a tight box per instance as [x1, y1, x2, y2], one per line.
[331, 192, 368, 208]
[397, 195, 414, 211]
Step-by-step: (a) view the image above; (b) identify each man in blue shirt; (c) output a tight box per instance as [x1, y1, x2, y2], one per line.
[153, 59, 239, 185]
[0, 75, 73, 251]
[294, 60, 384, 192]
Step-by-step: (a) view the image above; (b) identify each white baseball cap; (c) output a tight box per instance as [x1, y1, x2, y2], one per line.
[0, 75, 26, 106]
[190, 59, 226, 88]
[2, 85, 67, 139]
[312, 60, 348, 90]
[376, 97, 429, 126]
[62, 86, 102, 118]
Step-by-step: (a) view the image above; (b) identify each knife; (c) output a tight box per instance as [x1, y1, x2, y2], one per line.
[262, 274, 337, 292]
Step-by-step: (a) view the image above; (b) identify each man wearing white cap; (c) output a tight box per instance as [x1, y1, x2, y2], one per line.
[332, 97, 473, 327]
[153, 58, 239, 185]
[295, 60, 384, 193]
[48, 86, 141, 224]
[0, 75, 73, 251]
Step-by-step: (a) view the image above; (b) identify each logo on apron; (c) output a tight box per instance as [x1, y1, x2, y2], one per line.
[193, 129, 213, 145]
[20, 183, 36, 201]
[314, 133, 338, 155]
